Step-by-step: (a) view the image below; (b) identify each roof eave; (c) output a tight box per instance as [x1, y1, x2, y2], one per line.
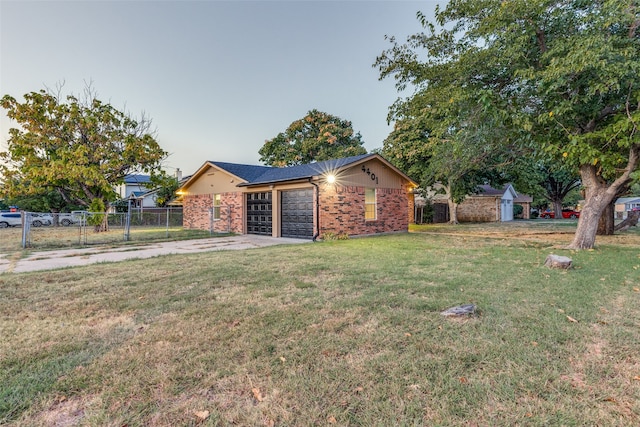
[238, 176, 316, 187]
[178, 161, 249, 192]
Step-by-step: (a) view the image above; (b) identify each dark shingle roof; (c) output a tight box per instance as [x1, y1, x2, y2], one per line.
[209, 162, 272, 182]
[238, 154, 372, 186]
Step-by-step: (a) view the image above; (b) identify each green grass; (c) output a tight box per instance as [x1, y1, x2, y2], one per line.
[1, 225, 639, 425]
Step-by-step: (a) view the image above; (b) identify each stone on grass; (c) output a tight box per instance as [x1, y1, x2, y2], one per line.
[544, 254, 572, 269]
[440, 304, 476, 317]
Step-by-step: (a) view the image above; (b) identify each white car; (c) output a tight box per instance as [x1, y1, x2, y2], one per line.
[0, 212, 22, 228]
[58, 213, 78, 226]
[30, 213, 53, 227]
[0, 212, 54, 228]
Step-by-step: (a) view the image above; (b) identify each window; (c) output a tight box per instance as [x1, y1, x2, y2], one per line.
[365, 188, 376, 220]
[213, 194, 221, 220]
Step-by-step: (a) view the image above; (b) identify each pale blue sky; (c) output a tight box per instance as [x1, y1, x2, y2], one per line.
[1, 0, 438, 176]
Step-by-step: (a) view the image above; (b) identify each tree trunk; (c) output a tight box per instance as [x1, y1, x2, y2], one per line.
[569, 154, 637, 249]
[448, 198, 459, 224]
[92, 211, 109, 232]
[614, 210, 639, 232]
[444, 180, 459, 224]
[552, 199, 563, 220]
[597, 202, 615, 235]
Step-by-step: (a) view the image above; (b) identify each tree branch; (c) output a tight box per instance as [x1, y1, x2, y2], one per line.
[583, 105, 616, 133]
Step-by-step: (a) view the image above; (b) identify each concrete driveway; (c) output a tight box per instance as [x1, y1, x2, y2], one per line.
[0, 235, 310, 274]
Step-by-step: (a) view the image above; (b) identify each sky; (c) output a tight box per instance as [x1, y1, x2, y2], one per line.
[0, 0, 439, 177]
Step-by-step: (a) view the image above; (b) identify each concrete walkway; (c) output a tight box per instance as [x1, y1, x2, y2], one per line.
[0, 235, 310, 274]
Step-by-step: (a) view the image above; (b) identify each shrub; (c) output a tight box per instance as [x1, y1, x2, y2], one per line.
[513, 204, 523, 218]
[321, 232, 349, 241]
[87, 199, 106, 231]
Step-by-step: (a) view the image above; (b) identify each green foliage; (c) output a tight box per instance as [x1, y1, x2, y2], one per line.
[259, 109, 367, 166]
[415, 199, 434, 224]
[150, 174, 180, 207]
[513, 203, 524, 218]
[0, 85, 168, 211]
[5, 190, 83, 213]
[86, 198, 105, 227]
[508, 156, 582, 213]
[376, 0, 640, 247]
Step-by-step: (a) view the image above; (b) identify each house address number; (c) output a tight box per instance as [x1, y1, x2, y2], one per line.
[361, 165, 379, 184]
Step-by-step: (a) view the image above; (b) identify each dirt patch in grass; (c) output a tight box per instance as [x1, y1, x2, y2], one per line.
[34, 395, 91, 427]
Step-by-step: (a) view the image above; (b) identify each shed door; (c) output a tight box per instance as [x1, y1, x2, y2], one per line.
[246, 192, 272, 235]
[281, 189, 314, 239]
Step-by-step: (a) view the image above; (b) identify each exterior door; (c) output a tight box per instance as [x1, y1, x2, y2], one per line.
[246, 192, 272, 235]
[281, 189, 314, 239]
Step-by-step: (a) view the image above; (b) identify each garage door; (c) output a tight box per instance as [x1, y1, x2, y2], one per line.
[281, 189, 314, 239]
[246, 192, 272, 235]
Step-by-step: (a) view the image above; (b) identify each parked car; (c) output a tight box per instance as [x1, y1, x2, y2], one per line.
[58, 213, 78, 226]
[30, 213, 53, 227]
[561, 209, 581, 219]
[0, 212, 55, 228]
[0, 212, 22, 228]
[540, 209, 581, 219]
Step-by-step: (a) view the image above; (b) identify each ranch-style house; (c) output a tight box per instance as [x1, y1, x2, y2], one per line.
[178, 153, 417, 239]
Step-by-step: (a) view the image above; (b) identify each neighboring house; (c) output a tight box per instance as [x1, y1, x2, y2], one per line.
[615, 197, 640, 219]
[433, 184, 521, 223]
[115, 171, 189, 209]
[178, 154, 417, 239]
[128, 172, 191, 209]
[115, 174, 152, 199]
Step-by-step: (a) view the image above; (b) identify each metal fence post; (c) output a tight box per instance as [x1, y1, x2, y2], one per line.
[124, 200, 131, 241]
[209, 207, 214, 236]
[21, 211, 29, 248]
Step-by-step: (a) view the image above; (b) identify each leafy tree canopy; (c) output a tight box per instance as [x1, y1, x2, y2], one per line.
[152, 174, 181, 207]
[376, 0, 640, 248]
[508, 155, 582, 215]
[1, 85, 168, 211]
[4, 190, 84, 213]
[259, 109, 367, 166]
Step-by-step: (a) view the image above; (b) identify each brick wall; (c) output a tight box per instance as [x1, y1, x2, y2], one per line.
[222, 192, 244, 233]
[183, 192, 244, 233]
[457, 197, 498, 222]
[183, 194, 212, 230]
[319, 186, 410, 236]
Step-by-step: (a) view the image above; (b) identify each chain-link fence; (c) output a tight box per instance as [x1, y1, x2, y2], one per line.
[2, 208, 210, 249]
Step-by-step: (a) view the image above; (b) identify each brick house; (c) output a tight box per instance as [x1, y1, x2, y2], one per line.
[433, 184, 521, 223]
[178, 154, 417, 239]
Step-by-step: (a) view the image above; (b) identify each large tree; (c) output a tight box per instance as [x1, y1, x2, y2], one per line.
[1, 86, 167, 226]
[376, 0, 640, 249]
[379, 51, 522, 223]
[510, 157, 582, 218]
[382, 114, 510, 223]
[259, 109, 367, 166]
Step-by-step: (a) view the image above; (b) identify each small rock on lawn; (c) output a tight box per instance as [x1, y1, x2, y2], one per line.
[441, 304, 476, 317]
[544, 254, 572, 269]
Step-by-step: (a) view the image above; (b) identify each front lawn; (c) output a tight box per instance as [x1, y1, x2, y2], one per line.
[1, 227, 639, 425]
